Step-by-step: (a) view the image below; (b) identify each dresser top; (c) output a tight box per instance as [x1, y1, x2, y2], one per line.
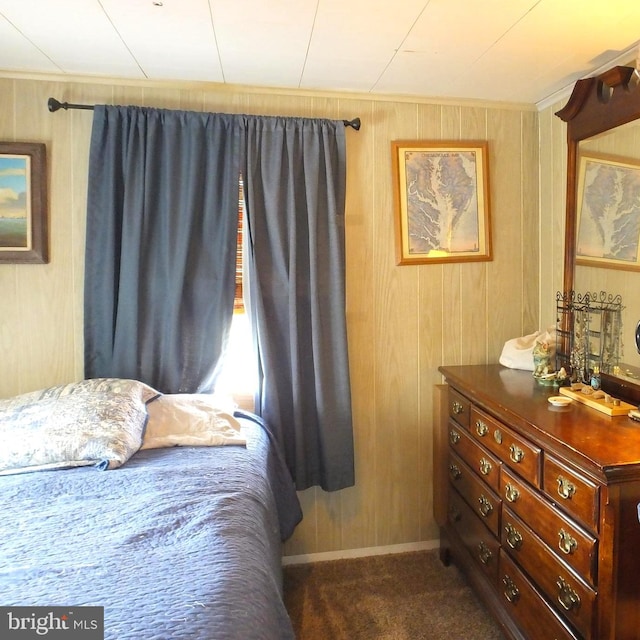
[439, 364, 640, 482]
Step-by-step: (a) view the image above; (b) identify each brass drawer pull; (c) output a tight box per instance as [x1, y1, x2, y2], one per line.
[504, 483, 520, 503]
[478, 495, 493, 517]
[449, 463, 462, 480]
[494, 429, 503, 444]
[452, 401, 464, 415]
[502, 575, 520, 603]
[479, 457, 492, 476]
[557, 475, 576, 500]
[449, 429, 461, 445]
[558, 528, 578, 555]
[478, 541, 492, 565]
[509, 444, 524, 463]
[504, 523, 523, 550]
[475, 420, 488, 437]
[556, 576, 581, 612]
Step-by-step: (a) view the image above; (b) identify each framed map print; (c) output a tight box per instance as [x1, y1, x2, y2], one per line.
[392, 140, 492, 265]
[576, 152, 640, 271]
[0, 142, 48, 264]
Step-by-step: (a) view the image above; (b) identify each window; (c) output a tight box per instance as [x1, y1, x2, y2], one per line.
[213, 176, 257, 411]
[234, 178, 244, 312]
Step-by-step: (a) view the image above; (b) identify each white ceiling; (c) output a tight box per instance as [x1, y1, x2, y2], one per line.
[1, 0, 639, 107]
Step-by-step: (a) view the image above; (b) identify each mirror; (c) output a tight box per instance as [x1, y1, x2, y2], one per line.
[557, 65, 640, 402]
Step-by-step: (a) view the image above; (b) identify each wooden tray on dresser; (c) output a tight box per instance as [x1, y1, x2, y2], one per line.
[557, 386, 635, 416]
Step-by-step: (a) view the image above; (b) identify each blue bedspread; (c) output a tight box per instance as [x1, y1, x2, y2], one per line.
[0, 414, 302, 639]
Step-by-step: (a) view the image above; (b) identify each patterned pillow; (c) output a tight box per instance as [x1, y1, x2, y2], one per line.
[0, 379, 160, 475]
[0, 378, 159, 410]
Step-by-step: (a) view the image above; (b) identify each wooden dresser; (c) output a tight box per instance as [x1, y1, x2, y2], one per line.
[436, 364, 640, 640]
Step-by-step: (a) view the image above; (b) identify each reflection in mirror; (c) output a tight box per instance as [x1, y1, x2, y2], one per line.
[556, 64, 640, 401]
[576, 120, 640, 374]
[556, 291, 624, 384]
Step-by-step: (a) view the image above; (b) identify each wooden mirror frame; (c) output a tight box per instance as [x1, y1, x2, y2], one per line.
[556, 65, 640, 403]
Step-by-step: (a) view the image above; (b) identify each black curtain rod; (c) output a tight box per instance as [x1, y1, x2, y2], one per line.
[47, 97, 361, 130]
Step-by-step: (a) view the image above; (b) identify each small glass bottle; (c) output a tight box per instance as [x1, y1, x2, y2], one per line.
[591, 365, 601, 391]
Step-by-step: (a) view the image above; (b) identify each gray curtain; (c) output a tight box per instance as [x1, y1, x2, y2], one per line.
[84, 106, 355, 491]
[84, 106, 241, 393]
[242, 116, 355, 491]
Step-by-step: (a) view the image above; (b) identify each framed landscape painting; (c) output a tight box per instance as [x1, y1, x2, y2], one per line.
[392, 140, 492, 265]
[0, 142, 48, 264]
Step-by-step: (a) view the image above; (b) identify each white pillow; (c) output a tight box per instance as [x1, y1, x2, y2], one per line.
[141, 394, 247, 449]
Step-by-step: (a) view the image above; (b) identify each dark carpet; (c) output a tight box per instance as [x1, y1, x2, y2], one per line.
[283, 549, 506, 640]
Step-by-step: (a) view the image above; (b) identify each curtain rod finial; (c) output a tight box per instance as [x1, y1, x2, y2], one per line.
[48, 98, 63, 112]
[344, 117, 361, 130]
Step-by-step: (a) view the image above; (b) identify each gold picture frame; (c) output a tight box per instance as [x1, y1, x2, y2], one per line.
[0, 142, 48, 264]
[576, 152, 640, 271]
[392, 140, 491, 265]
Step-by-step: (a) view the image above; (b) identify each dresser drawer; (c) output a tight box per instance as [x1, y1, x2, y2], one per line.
[499, 550, 580, 640]
[500, 466, 598, 586]
[448, 452, 501, 537]
[470, 406, 542, 487]
[448, 388, 470, 429]
[448, 421, 501, 492]
[448, 487, 500, 584]
[543, 455, 600, 532]
[501, 509, 596, 639]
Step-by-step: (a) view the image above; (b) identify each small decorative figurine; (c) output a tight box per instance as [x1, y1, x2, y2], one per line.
[532, 340, 553, 378]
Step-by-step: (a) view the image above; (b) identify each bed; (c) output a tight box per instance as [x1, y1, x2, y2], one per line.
[0, 379, 302, 639]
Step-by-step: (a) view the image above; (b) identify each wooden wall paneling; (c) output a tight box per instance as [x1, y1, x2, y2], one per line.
[459, 106, 489, 366]
[142, 86, 188, 111]
[550, 98, 567, 311]
[537, 105, 556, 328]
[47, 81, 76, 376]
[0, 263, 18, 398]
[486, 109, 525, 361]
[0, 78, 13, 134]
[13, 80, 74, 392]
[538, 98, 568, 328]
[521, 110, 540, 334]
[229, 91, 316, 121]
[283, 487, 318, 556]
[441, 262, 462, 366]
[440, 104, 462, 139]
[177, 88, 205, 112]
[207, 87, 251, 115]
[371, 100, 422, 546]
[416, 102, 446, 541]
[111, 85, 143, 110]
[575, 264, 639, 368]
[417, 267, 445, 542]
[0, 79, 20, 398]
[439, 105, 464, 368]
[339, 99, 379, 552]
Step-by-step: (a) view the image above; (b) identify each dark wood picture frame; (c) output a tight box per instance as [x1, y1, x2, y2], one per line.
[0, 142, 48, 264]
